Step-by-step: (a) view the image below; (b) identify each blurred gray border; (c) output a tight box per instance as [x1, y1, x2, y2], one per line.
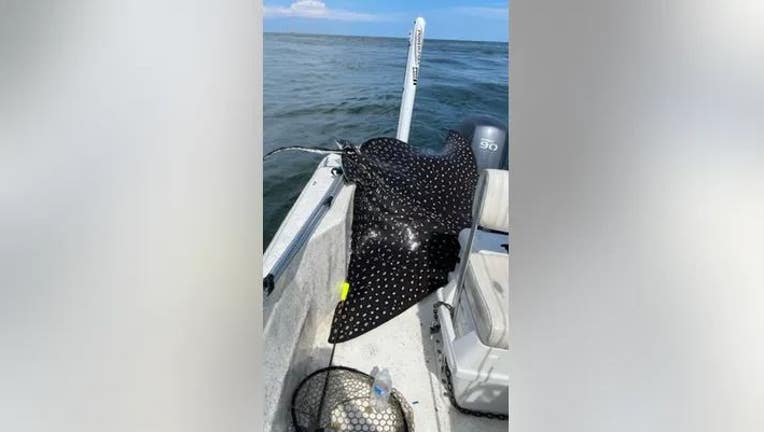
[510, 1, 764, 431]
[0, 1, 263, 431]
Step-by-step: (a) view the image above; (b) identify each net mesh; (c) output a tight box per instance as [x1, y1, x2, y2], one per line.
[291, 366, 414, 432]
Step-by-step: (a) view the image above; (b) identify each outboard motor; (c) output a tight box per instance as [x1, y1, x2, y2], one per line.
[458, 115, 509, 171]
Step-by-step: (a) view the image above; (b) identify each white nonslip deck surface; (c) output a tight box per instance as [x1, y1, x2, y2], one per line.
[326, 289, 508, 432]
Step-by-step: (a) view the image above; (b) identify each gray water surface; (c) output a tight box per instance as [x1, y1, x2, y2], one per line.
[264, 32, 508, 248]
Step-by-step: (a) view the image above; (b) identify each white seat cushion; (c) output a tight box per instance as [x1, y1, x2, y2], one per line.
[477, 169, 509, 232]
[464, 251, 509, 349]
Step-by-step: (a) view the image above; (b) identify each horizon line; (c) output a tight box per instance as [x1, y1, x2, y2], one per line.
[263, 30, 508, 44]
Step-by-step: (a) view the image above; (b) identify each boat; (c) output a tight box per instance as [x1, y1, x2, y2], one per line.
[263, 17, 509, 432]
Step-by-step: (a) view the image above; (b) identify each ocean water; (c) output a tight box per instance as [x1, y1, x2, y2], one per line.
[264, 32, 508, 248]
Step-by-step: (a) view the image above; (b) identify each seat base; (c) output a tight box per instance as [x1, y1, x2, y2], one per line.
[437, 282, 509, 415]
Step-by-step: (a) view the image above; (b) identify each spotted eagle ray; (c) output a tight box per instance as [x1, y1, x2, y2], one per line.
[329, 130, 478, 343]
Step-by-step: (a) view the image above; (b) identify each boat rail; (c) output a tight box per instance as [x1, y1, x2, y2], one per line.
[263, 172, 343, 296]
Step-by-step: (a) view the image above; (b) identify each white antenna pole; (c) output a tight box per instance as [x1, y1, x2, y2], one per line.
[396, 17, 425, 143]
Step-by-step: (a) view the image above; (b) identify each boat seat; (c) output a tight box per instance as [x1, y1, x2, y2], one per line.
[436, 168, 510, 415]
[464, 251, 509, 349]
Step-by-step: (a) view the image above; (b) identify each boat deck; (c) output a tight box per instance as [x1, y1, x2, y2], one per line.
[306, 286, 507, 432]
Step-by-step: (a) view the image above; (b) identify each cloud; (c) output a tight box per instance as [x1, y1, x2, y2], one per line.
[264, 0, 377, 22]
[453, 5, 509, 20]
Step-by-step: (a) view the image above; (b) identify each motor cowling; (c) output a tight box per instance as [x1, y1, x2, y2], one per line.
[458, 115, 508, 171]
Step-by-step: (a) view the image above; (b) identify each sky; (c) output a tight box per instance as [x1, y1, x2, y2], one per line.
[263, 0, 509, 42]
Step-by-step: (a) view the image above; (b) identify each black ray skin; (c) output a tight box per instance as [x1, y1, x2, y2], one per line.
[329, 130, 478, 343]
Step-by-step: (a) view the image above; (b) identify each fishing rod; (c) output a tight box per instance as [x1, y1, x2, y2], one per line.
[263, 139, 359, 160]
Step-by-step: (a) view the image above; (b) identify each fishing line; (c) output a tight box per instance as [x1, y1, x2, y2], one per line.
[313, 282, 349, 429]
